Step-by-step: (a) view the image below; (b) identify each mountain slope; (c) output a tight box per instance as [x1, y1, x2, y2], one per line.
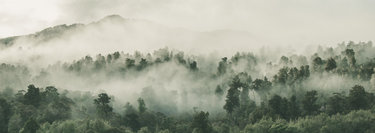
[0, 15, 262, 67]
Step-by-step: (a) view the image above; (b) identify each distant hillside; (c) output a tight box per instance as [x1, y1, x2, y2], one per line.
[0, 23, 84, 47]
[0, 15, 258, 55]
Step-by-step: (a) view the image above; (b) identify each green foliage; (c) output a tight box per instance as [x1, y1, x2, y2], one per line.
[59, 120, 77, 133]
[191, 111, 212, 133]
[138, 127, 151, 133]
[325, 57, 337, 71]
[125, 58, 136, 69]
[312, 57, 323, 72]
[340, 57, 349, 68]
[268, 123, 299, 133]
[249, 106, 277, 124]
[40, 96, 74, 124]
[124, 102, 137, 115]
[2, 42, 375, 133]
[21, 116, 39, 133]
[345, 49, 356, 67]
[106, 127, 124, 133]
[137, 58, 148, 71]
[157, 129, 171, 133]
[0, 98, 11, 133]
[174, 51, 186, 65]
[326, 93, 347, 115]
[7, 112, 23, 133]
[302, 90, 319, 116]
[287, 95, 300, 120]
[244, 116, 274, 133]
[251, 77, 272, 97]
[153, 47, 171, 62]
[138, 98, 147, 116]
[269, 95, 288, 119]
[126, 113, 141, 132]
[106, 54, 113, 64]
[224, 76, 241, 114]
[40, 86, 60, 104]
[23, 85, 41, 107]
[276, 67, 289, 85]
[217, 57, 228, 76]
[347, 85, 369, 110]
[92, 119, 107, 133]
[94, 93, 113, 117]
[279, 56, 289, 66]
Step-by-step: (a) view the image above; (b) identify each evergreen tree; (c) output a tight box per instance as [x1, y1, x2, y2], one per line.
[191, 111, 212, 133]
[224, 76, 241, 115]
[106, 54, 112, 64]
[348, 85, 368, 110]
[279, 56, 289, 66]
[137, 58, 148, 71]
[313, 57, 323, 72]
[23, 85, 41, 107]
[277, 67, 289, 85]
[324, 57, 337, 71]
[138, 98, 147, 116]
[224, 88, 240, 115]
[345, 49, 356, 67]
[125, 58, 135, 69]
[217, 57, 228, 76]
[41, 86, 60, 104]
[302, 90, 319, 116]
[94, 93, 113, 117]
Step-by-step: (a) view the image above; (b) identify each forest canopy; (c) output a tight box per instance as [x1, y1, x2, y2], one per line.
[1, 40, 375, 133]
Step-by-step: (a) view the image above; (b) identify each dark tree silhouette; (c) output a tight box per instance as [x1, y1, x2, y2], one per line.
[190, 61, 198, 71]
[23, 85, 41, 107]
[224, 76, 241, 115]
[138, 97, 147, 116]
[94, 93, 113, 116]
[325, 57, 337, 71]
[312, 57, 323, 72]
[217, 57, 228, 76]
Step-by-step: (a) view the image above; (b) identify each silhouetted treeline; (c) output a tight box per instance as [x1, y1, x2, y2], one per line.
[1, 41, 375, 133]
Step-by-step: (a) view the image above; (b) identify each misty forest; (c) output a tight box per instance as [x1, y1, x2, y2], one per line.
[1, 15, 375, 133]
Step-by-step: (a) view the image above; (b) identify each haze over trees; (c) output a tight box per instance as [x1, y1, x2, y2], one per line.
[1, 15, 375, 133]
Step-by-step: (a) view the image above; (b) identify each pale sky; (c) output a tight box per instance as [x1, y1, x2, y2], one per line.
[1, 0, 374, 46]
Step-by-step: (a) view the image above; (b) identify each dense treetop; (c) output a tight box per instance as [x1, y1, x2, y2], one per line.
[1, 40, 375, 132]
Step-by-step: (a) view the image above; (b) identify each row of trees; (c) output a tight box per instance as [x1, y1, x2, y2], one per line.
[1, 83, 374, 133]
[1, 41, 375, 132]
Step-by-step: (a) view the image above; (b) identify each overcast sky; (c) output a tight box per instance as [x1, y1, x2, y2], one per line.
[1, 0, 374, 46]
